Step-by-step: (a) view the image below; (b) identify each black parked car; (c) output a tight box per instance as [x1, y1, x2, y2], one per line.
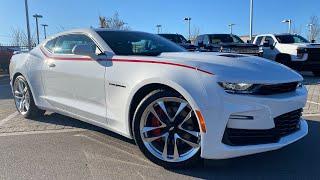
[195, 34, 261, 56]
[158, 33, 197, 51]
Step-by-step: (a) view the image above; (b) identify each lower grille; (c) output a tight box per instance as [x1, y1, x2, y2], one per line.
[223, 109, 302, 146]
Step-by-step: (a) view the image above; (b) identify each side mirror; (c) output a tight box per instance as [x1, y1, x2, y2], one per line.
[198, 42, 204, 47]
[186, 40, 191, 44]
[72, 44, 95, 56]
[311, 40, 316, 43]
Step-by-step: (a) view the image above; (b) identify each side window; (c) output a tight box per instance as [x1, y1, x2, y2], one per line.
[264, 36, 275, 45]
[53, 34, 100, 55]
[254, 36, 263, 45]
[44, 38, 57, 52]
[196, 35, 203, 45]
[203, 35, 210, 45]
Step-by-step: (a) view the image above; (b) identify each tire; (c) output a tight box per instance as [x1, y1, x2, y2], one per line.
[313, 71, 320, 77]
[12, 75, 45, 118]
[133, 89, 202, 168]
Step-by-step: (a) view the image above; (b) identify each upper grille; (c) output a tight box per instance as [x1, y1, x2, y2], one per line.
[223, 109, 302, 146]
[253, 82, 298, 95]
[307, 48, 320, 61]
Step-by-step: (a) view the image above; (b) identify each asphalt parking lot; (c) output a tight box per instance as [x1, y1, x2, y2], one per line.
[0, 73, 319, 179]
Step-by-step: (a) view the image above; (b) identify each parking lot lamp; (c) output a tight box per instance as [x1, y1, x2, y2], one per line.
[249, 0, 254, 42]
[156, 25, 162, 34]
[33, 14, 43, 44]
[184, 17, 191, 40]
[228, 23, 235, 34]
[282, 19, 292, 34]
[41, 24, 48, 39]
[24, 0, 32, 51]
[307, 24, 314, 42]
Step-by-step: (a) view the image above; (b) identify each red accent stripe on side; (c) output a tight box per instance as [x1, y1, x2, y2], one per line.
[40, 47, 214, 75]
[109, 59, 214, 75]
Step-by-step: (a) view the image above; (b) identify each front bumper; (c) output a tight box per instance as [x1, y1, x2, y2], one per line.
[199, 86, 308, 159]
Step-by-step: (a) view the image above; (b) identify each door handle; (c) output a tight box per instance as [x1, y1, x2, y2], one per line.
[48, 63, 56, 68]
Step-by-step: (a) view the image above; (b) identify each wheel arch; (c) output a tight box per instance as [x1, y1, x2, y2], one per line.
[12, 72, 38, 107]
[127, 80, 200, 138]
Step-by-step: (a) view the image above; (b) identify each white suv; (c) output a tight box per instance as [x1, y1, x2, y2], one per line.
[253, 34, 320, 76]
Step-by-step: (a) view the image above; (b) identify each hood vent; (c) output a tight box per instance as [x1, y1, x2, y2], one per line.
[218, 54, 245, 58]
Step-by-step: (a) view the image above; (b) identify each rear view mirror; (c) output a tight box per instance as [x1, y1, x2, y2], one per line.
[72, 44, 95, 56]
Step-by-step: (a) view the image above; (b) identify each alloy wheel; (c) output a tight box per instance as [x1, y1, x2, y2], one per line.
[139, 97, 201, 162]
[13, 77, 30, 115]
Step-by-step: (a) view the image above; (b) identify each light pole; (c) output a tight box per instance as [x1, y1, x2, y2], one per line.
[41, 24, 48, 39]
[24, 0, 32, 51]
[156, 24, 162, 34]
[228, 23, 235, 34]
[33, 14, 43, 44]
[184, 17, 191, 40]
[282, 19, 292, 34]
[249, 0, 254, 42]
[307, 23, 314, 42]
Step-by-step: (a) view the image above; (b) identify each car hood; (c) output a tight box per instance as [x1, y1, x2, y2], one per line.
[158, 52, 303, 84]
[283, 43, 320, 49]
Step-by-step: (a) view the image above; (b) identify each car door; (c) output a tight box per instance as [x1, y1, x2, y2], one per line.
[261, 36, 278, 60]
[42, 34, 107, 124]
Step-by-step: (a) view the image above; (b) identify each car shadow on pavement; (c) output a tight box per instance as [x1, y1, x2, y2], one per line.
[28, 112, 135, 145]
[170, 120, 320, 179]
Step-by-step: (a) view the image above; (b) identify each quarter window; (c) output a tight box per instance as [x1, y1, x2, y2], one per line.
[53, 34, 100, 55]
[44, 38, 57, 52]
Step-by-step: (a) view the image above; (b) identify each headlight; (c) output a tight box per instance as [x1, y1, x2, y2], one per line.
[297, 81, 303, 88]
[297, 48, 307, 59]
[218, 82, 256, 94]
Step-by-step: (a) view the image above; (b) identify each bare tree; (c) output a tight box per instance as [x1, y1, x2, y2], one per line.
[308, 15, 320, 42]
[10, 28, 36, 47]
[99, 12, 130, 30]
[99, 16, 108, 28]
[190, 26, 200, 43]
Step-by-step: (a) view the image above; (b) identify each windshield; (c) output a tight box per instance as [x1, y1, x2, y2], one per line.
[96, 31, 186, 56]
[275, 35, 309, 44]
[159, 34, 187, 44]
[209, 34, 244, 44]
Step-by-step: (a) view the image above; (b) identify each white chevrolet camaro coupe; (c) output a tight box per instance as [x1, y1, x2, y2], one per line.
[9, 28, 308, 168]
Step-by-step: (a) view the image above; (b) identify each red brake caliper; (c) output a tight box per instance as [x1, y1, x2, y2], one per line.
[151, 109, 162, 142]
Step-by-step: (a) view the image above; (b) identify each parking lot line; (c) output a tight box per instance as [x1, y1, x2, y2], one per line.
[0, 111, 18, 126]
[307, 101, 320, 106]
[0, 128, 86, 137]
[303, 113, 320, 117]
